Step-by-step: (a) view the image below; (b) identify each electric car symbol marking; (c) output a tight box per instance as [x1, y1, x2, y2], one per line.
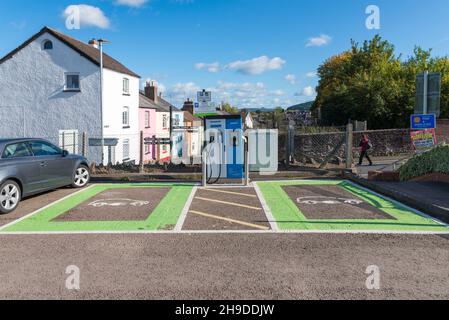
[297, 196, 364, 205]
[88, 199, 150, 208]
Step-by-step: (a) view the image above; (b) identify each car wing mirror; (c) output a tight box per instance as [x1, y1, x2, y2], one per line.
[62, 150, 69, 157]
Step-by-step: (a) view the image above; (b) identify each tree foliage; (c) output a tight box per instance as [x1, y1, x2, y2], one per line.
[221, 102, 239, 114]
[313, 35, 449, 129]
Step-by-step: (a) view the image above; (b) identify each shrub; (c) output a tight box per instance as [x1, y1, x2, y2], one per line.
[399, 146, 449, 181]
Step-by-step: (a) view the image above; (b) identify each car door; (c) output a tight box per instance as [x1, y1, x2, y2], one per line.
[1, 142, 42, 195]
[28, 140, 74, 189]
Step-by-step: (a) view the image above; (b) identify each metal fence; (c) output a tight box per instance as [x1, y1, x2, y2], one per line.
[281, 126, 418, 169]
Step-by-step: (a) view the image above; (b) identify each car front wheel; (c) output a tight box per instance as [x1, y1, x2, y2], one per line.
[0, 180, 21, 214]
[72, 165, 90, 188]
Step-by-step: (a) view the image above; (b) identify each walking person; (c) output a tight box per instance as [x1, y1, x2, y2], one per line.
[358, 134, 373, 166]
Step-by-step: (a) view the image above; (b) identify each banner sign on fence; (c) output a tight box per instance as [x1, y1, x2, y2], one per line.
[410, 129, 437, 150]
[411, 114, 436, 130]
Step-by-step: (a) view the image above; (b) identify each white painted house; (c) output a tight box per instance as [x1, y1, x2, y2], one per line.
[0, 26, 141, 165]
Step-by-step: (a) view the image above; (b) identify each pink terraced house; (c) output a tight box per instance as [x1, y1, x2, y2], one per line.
[139, 92, 158, 162]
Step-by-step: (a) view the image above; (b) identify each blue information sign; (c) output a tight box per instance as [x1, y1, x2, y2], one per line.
[411, 114, 436, 130]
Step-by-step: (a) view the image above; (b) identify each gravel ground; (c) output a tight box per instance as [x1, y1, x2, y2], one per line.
[182, 187, 270, 231]
[0, 233, 447, 300]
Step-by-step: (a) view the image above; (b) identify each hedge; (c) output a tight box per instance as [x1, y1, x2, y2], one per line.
[399, 146, 449, 181]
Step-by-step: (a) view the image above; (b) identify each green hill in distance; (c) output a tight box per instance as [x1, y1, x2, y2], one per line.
[287, 101, 314, 111]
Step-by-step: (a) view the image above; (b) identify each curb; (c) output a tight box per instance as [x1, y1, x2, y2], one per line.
[343, 171, 449, 224]
[91, 170, 342, 184]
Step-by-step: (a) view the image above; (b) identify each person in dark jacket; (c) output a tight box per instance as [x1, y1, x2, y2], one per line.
[358, 134, 373, 166]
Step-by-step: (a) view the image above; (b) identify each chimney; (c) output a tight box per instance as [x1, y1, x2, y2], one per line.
[88, 39, 99, 49]
[144, 80, 158, 102]
[182, 98, 194, 114]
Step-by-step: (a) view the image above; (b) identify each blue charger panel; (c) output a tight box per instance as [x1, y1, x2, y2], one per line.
[226, 117, 244, 179]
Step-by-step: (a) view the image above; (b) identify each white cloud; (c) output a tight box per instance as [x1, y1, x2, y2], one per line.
[171, 82, 200, 99]
[226, 56, 286, 75]
[195, 62, 221, 73]
[285, 74, 296, 84]
[115, 0, 148, 7]
[272, 90, 285, 96]
[161, 80, 294, 109]
[306, 72, 317, 78]
[298, 86, 316, 97]
[306, 34, 331, 47]
[63, 5, 111, 29]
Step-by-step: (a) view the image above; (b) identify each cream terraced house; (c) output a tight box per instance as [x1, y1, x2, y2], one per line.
[0, 26, 141, 165]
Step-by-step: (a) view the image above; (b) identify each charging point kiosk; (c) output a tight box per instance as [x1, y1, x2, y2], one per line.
[202, 115, 248, 186]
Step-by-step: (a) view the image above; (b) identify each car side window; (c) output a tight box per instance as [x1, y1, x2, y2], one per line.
[2, 142, 33, 159]
[29, 141, 62, 156]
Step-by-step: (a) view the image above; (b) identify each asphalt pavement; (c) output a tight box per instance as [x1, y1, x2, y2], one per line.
[0, 233, 447, 299]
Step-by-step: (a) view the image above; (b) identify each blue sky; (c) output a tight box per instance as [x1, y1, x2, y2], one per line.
[1, 0, 449, 109]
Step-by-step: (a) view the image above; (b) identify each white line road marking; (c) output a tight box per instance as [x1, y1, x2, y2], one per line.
[253, 182, 278, 231]
[201, 184, 254, 189]
[200, 188, 257, 198]
[174, 186, 198, 232]
[0, 230, 448, 236]
[189, 210, 270, 230]
[0, 185, 96, 232]
[195, 197, 262, 210]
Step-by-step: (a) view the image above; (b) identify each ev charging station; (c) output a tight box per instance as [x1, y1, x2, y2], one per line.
[202, 115, 249, 186]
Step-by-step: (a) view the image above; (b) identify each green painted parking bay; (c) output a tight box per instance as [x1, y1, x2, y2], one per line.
[256, 180, 449, 232]
[0, 184, 194, 233]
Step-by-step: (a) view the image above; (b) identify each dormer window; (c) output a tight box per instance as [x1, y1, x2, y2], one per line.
[43, 40, 53, 50]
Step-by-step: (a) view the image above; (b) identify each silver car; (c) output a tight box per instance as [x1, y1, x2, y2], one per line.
[0, 138, 90, 214]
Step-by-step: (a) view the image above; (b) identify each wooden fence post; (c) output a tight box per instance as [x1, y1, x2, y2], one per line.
[345, 123, 354, 169]
[82, 132, 88, 157]
[139, 131, 144, 173]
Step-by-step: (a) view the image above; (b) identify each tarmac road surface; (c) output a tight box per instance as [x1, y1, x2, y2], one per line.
[0, 233, 448, 300]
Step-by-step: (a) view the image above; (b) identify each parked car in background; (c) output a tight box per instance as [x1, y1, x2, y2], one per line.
[0, 138, 90, 214]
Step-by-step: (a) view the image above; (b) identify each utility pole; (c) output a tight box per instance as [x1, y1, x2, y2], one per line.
[423, 70, 428, 114]
[98, 38, 110, 165]
[169, 104, 173, 164]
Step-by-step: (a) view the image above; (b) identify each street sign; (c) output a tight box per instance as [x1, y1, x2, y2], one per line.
[415, 72, 441, 116]
[194, 101, 216, 115]
[411, 114, 436, 130]
[410, 129, 437, 150]
[197, 90, 212, 103]
[89, 138, 118, 147]
[144, 137, 171, 145]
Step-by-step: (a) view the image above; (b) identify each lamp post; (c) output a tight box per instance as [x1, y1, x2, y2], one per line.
[98, 38, 110, 165]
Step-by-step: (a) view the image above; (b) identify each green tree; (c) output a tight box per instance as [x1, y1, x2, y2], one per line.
[313, 35, 449, 128]
[221, 102, 239, 114]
